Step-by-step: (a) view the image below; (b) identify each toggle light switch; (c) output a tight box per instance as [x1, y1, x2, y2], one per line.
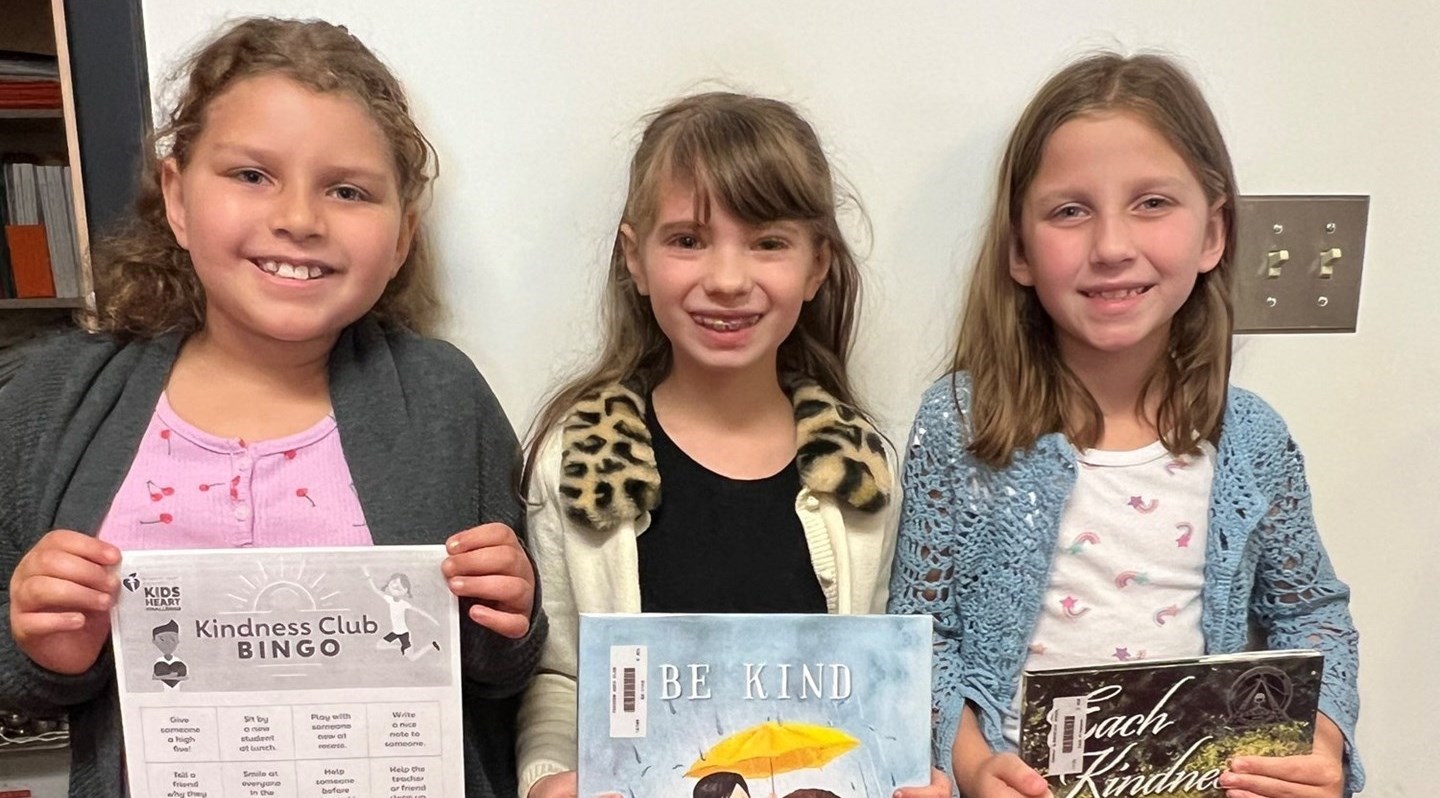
[1266, 249, 1290, 278]
[1233, 195, 1368, 333]
[1319, 247, 1342, 278]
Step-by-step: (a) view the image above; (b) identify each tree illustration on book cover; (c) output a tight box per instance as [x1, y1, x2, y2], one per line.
[578, 614, 932, 798]
[1018, 650, 1323, 798]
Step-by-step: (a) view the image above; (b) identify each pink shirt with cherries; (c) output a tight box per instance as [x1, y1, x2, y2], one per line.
[97, 393, 373, 549]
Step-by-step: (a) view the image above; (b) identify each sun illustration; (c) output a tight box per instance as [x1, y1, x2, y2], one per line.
[224, 558, 346, 615]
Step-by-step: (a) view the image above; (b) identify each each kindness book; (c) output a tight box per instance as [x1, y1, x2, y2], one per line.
[577, 614, 932, 798]
[110, 546, 463, 798]
[1019, 649, 1323, 798]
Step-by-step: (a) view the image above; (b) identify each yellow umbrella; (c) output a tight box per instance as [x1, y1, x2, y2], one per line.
[685, 721, 859, 794]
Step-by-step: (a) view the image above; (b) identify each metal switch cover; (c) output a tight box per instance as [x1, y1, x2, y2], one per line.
[1232, 195, 1369, 333]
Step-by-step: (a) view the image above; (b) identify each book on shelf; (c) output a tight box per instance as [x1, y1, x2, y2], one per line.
[578, 613, 932, 798]
[0, 50, 61, 80]
[0, 172, 13, 299]
[3, 159, 77, 298]
[1018, 649, 1323, 798]
[0, 80, 62, 109]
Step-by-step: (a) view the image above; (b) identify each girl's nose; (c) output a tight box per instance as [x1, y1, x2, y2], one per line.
[270, 186, 324, 240]
[702, 245, 753, 295]
[1091, 212, 1138, 267]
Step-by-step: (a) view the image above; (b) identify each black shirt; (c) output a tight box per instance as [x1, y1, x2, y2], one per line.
[637, 400, 827, 614]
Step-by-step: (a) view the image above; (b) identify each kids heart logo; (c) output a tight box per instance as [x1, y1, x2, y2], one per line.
[123, 573, 142, 592]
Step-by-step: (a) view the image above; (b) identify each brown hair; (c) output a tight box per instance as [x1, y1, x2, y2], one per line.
[523, 91, 867, 490]
[951, 52, 1238, 466]
[87, 16, 440, 338]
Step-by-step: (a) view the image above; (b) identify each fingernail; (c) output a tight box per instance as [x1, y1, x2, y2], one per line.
[447, 538, 459, 550]
[1228, 758, 1245, 773]
[450, 578, 464, 590]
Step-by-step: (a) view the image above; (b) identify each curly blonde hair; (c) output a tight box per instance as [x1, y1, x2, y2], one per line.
[88, 16, 440, 338]
[952, 52, 1238, 467]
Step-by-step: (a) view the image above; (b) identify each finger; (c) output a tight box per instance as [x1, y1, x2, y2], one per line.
[13, 573, 116, 614]
[11, 609, 88, 638]
[448, 574, 532, 609]
[38, 529, 121, 566]
[464, 602, 530, 639]
[1230, 755, 1335, 786]
[443, 541, 532, 580]
[1218, 771, 1305, 798]
[18, 543, 121, 593]
[445, 523, 518, 554]
[992, 755, 1050, 796]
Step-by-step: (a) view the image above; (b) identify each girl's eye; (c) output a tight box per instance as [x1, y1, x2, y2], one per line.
[332, 185, 368, 202]
[669, 234, 702, 249]
[233, 169, 266, 185]
[755, 237, 790, 251]
[1138, 196, 1171, 211]
[1053, 205, 1086, 220]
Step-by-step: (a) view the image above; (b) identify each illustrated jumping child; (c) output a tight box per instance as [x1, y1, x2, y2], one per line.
[365, 568, 442, 659]
[0, 18, 542, 797]
[516, 92, 947, 798]
[150, 619, 189, 689]
[887, 53, 1362, 797]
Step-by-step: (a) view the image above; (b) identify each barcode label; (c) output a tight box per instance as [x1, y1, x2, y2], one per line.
[609, 645, 647, 738]
[1047, 695, 1087, 776]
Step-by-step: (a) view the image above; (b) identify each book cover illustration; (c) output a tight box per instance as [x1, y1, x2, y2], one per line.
[578, 614, 932, 798]
[1019, 649, 1323, 798]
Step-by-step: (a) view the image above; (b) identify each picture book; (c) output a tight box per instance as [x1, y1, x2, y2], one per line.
[1019, 649, 1323, 798]
[578, 613, 933, 798]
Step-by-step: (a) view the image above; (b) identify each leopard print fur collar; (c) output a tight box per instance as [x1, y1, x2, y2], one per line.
[558, 381, 892, 532]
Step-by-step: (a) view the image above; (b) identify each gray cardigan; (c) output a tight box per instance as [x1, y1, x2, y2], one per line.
[0, 318, 546, 798]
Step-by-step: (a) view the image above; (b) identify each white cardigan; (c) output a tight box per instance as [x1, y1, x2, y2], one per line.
[515, 429, 900, 797]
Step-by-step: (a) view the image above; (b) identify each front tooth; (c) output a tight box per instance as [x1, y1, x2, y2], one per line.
[262, 260, 279, 274]
[307, 266, 322, 279]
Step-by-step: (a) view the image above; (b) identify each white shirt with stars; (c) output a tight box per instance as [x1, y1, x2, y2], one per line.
[1002, 439, 1215, 746]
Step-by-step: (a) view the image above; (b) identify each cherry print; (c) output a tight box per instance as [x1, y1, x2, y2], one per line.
[296, 487, 315, 507]
[230, 475, 241, 501]
[145, 480, 175, 501]
[284, 450, 297, 460]
[159, 428, 172, 455]
[199, 482, 225, 492]
[140, 513, 174, 525]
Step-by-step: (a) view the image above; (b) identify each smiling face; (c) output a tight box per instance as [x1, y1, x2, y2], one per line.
[621, 179, 828, 384]
[161, 73, 417, 351]
[1010, 111, 1225, 373]
[154, 630, 179, 657]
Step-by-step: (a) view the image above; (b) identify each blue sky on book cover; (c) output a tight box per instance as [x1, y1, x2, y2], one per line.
[578, 613, 932, 798]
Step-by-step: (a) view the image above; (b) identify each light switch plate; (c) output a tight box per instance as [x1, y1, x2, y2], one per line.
[1232, 195, 1369, 333]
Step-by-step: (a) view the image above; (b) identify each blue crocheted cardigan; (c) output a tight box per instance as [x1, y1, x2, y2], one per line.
[888, 373, 1363, 793]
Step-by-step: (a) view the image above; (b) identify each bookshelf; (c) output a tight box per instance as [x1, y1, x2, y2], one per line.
[0, 0, 90, 313]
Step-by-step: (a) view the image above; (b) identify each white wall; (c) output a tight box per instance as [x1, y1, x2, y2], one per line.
[140, 3, 1438, 794]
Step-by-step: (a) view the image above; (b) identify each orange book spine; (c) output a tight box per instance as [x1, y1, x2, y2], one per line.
[5, 224, 56, 298]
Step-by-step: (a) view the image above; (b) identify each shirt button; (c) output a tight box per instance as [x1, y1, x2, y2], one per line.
[237, 457, 251, 472]
[234, 505, 251, 521]
[804, 495, 821, 511]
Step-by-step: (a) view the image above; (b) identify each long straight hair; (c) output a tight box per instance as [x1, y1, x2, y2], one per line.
[523, 92, 866, 492]
[952, 53, 1238, 467]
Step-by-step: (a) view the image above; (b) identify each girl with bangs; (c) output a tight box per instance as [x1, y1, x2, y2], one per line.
[888, 54, 1361, 798]
[517, 92, 946, 798]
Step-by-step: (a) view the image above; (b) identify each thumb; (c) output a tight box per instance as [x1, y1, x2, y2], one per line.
[993, 754, 1051, 797]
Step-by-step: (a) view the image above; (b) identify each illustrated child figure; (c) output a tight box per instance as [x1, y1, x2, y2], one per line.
[1, 18, 543, 798]
[150, 619, 188, 689]
[695, 772, 751, 798]
[887, 53, 1362, 798]
[516, 93, 948, 798]
[366, 569, 441, 659]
